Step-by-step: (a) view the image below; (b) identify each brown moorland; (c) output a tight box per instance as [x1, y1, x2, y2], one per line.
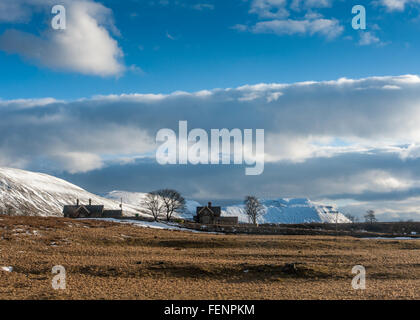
[0, 215, 419, 300]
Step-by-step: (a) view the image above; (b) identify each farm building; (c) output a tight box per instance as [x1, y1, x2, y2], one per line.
[63, 199, 123, 218]
[194, 202, 238, 225]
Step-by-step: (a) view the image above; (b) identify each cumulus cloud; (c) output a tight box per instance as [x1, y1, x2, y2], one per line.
[380, 0, 420, 11]
[149, 0, 214, 11]
[340, 197, 420, 221]
[250, 16, 343, 38]
[52, 152, 104, 174]
[358, 31, 381, 46]
[0, 1, 33, 22]
[2, 75, 420, 219]
[1, 74, 420, 169]
[237, 0, 343, 39]
[250, 0, 290, 19]
[0, 0, 125, 76]
[250, 0, 334, 18]
[192, 3, 214, 11]
[291, 0, 334, 10]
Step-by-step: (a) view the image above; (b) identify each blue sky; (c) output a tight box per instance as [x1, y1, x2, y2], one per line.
[3, 0, 420, 221]
[1, 0, 420, 99]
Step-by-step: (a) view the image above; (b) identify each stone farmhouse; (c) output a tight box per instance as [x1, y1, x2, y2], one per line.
[193, 202, 238, 225]
[63, 199, 123, 219]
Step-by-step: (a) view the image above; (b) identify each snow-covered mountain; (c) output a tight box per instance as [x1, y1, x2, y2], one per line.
[0, 167, 350, 224]
[0, 167, 143, 216]
[106, 192, 350, 224]
[223, 198, 351, 224]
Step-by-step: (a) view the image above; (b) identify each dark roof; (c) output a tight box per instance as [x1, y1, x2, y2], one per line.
[84, 205, 104, 213]
[63, 205, 78, 214]
[196, 205, 221, 216]
[63, 205, 104, 214]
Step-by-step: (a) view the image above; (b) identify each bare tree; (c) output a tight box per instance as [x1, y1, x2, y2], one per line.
[142, 192, 164, 221]
[156, 189, 186, 221]
[244, 196, 264, 225]
[364, 210, 377, 224]
[345, 213, 358, 223]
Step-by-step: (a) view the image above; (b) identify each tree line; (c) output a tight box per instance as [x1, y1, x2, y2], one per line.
[345, 210, 378, 223]
[141, 189, 382, 225]
[141, 189, 186, 222]
[141, 190, 264, 224]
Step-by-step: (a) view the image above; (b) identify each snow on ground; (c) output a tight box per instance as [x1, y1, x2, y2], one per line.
[87, 218, 215, 233]
[1, 266, 13, 272]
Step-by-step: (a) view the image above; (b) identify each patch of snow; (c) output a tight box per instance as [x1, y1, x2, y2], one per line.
[1, 266, 13, 272]
[87, 218, 218, 234]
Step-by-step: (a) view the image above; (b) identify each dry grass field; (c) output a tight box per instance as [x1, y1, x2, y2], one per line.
[0, 215, 419, 300]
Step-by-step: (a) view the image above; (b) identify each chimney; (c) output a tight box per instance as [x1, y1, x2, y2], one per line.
[76, 199, 79, 206]
[89, 199, 92, 206]
[208, 202, 212, 207]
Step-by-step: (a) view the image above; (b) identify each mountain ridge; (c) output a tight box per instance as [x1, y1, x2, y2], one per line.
[104, 191, 351, 224]
[0, 167, 350, 223]
[0, 167, 142, 216]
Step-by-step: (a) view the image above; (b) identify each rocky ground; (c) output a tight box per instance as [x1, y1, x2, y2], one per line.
[0, 216, 419, 300]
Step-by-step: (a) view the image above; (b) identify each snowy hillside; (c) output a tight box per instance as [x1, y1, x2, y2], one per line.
[0, 167, 350, 224]
[0, 167, 143, 217]
[223, 198, 351, 224]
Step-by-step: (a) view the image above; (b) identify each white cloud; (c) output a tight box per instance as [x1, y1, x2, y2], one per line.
[250, 0, 290, 19]
[1, 74, 420, 172]
[0, 1, 32, 22]
[358, 31, 381, 46]
[3, 75, 420, 219]
[239, 0, 343, 39]
[251, 17, 343, 38]
[380, 0, 420, 11]
[340, 197, 420, 222]
[0, 0, 125, 76]
[382, 84, 401, 90]
[52, 152, 104, 173]
[0, 98, 60, 108]
[192, 4, 215, 11]
[290, 0, 334, 10]
[398, 143, 420, 159]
